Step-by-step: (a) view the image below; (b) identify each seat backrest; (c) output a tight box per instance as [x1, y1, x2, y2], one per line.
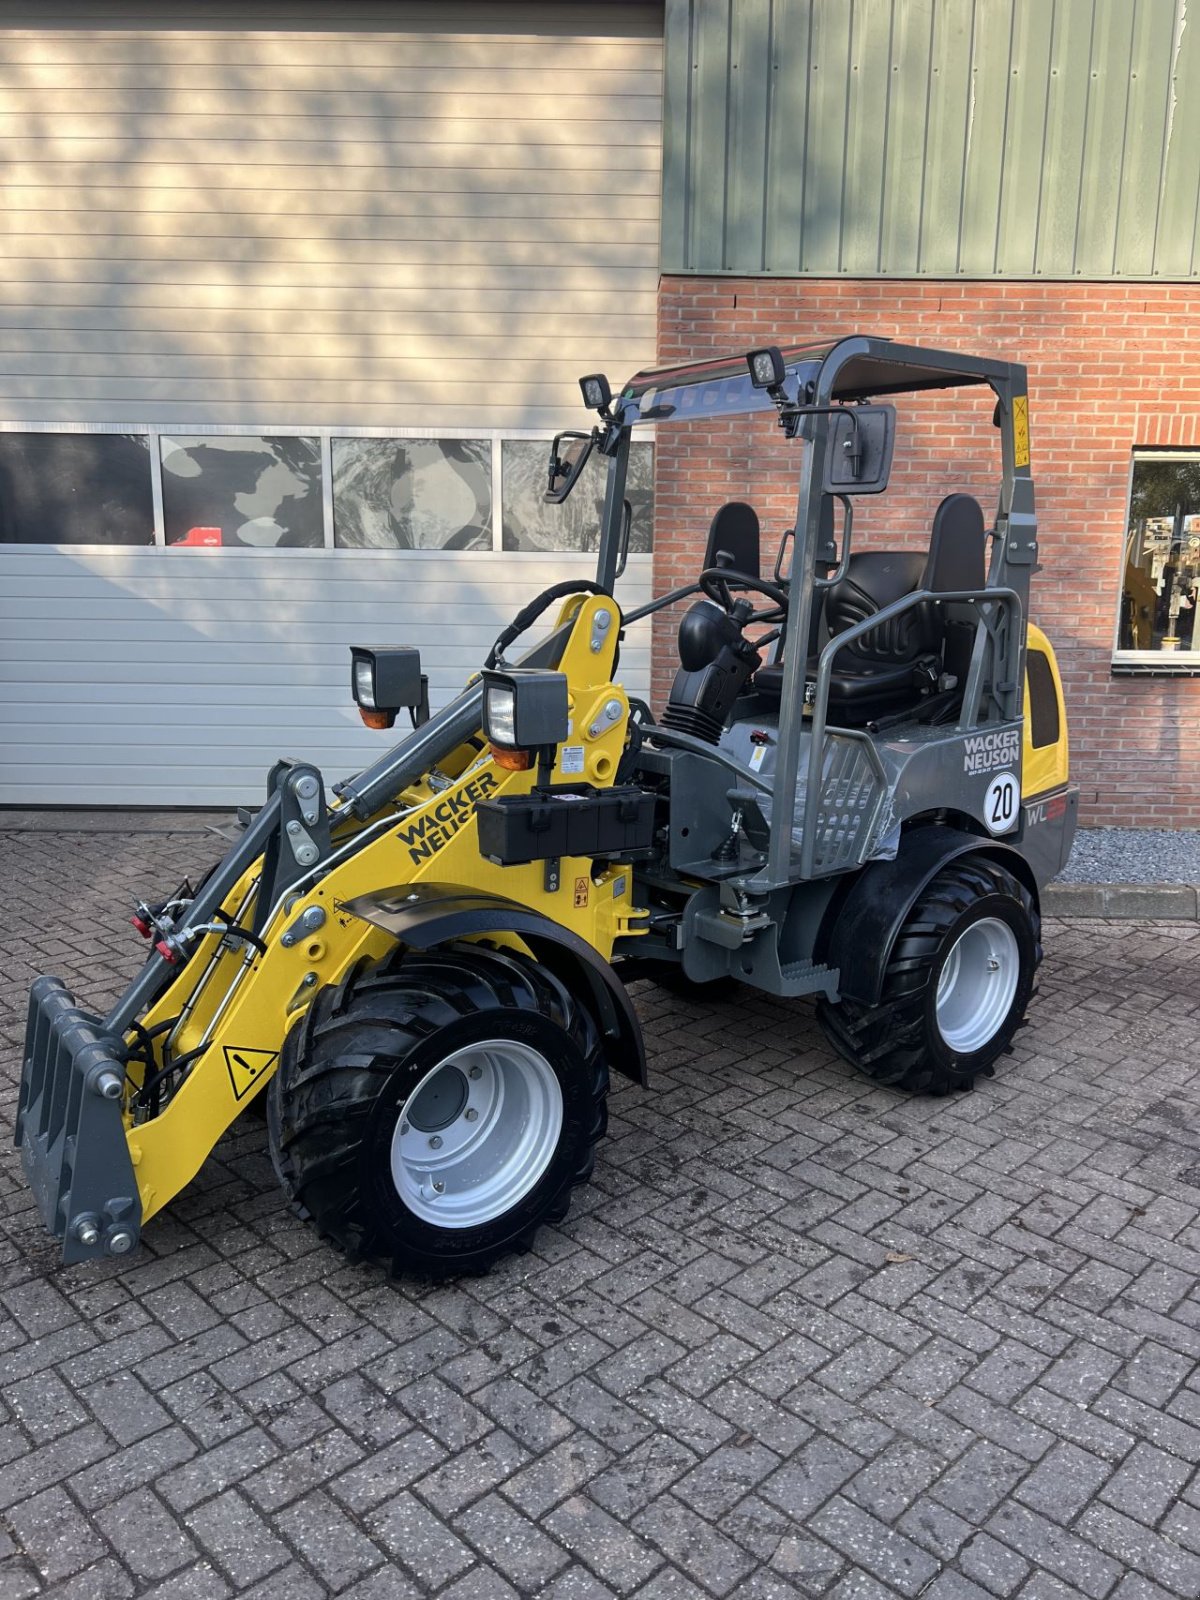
[703, 501, 759, 576]
[923, 493, 986, 592]
[824, 551, 928, 663]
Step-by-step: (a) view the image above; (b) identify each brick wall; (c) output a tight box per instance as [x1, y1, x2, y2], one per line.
[651, 277, 1200, 830]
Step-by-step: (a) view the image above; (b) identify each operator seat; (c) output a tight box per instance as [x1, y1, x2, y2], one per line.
[755, 492, 987, 726]
[703, 500, 760, 576]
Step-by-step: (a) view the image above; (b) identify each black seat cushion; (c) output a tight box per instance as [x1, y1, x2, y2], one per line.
[924, 493, 986, 593]
[754, 496, 987, 725]
[823, 551, 929, 663]
[755, 550, 932, 721]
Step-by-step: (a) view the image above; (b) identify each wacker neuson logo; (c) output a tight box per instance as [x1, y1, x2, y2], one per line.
[396, 772, 499, 863]
[963, 728, 1020, 775]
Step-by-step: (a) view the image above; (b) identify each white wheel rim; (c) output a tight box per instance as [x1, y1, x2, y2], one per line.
[934, 916, 1021, 1054]
[390, 1040, 563, 1229]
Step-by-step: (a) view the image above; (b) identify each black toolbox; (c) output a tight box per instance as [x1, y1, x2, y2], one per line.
[476, 784, 656, 866]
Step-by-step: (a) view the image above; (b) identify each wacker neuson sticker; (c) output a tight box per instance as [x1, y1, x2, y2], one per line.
[963, 728, 1020, 775]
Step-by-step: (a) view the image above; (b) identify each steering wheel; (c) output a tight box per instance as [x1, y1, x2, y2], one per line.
[698, 566, 790, 624]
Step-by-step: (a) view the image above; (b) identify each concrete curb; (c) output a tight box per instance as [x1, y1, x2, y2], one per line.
[1043, 882, 1200, 920]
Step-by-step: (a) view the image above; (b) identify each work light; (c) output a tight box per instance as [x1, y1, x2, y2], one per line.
[349, 645, 425, 730]
[747, 347, 786, 390]
[580, 373, 612, 412]
[481, 668, 569, 768]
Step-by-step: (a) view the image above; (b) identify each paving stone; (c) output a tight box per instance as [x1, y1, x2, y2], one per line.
[183, 1489, 291, 1586]
[544, 1496, 664, 1594]
[957, 1531, 1032, 1597]
[809, 1495, 942, 1597]
[1012, 1441, 1113, 1524]
[502, 1434, 615, 1520]
[846, 1439, 943, 1523]
[671, 1438, 781, 1519]
[94, 1489, 199, 1583]
[412, 1427, 529, 1517]
[631, 1493, 756, 1597]
[132, 1561, 233, 1600]
[1099, 1441, 1192, 1527]
[759, 1434, 864, 1521]
[455, 1492, 572, 1590]
[1074, 1502, 1200, 1597]
[986, 1501, 1123, 1599]
[932, 1441, 1031, 1523]
[4, 1485, 106, 1583]
[366, 1491, 477, 1590]
[159, 1426, 280, 1512]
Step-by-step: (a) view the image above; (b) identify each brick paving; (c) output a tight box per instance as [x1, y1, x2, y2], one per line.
[1, 822, 1199, 1599]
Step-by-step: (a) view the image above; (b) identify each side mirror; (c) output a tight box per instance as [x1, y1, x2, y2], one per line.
[822, 405, 895, 495]
[544, 430, 596, 504]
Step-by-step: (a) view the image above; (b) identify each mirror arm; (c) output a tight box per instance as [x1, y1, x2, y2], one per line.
[778, 403, 859, 466]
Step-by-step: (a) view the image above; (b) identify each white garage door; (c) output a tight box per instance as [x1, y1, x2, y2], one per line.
[0, 1, 662, 805]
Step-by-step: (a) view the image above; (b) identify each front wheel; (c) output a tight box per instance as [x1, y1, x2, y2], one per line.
[267, 943, 607, 1277]
[817, 857, 1040, 1094]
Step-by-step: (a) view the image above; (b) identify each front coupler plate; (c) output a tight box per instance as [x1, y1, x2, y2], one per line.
[15, 976, 141, 1263]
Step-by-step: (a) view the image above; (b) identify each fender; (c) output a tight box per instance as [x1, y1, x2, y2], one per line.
[341, 883, 647, 1087]
[821, 826, 1039, 1007]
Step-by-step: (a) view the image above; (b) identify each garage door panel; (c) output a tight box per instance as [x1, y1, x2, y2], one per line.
[1, 1, 662, 804]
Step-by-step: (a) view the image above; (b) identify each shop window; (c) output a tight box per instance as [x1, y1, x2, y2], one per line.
[0, 432, 153, 545]
[332, 438, 491, 550]
[161, 435, 323, 548]
[502, 440, 654, 554]
[1119, 454, 1200, 658]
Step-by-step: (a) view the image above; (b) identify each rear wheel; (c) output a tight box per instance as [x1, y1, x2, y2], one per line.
[817, 857, 1039, 1094]
[267, 942, 607, 1277]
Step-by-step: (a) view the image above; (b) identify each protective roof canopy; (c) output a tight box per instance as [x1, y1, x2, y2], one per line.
[616, 337, 1012, 427]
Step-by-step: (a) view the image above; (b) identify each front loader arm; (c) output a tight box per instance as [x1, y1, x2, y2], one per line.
[17, 592, 641, 1259]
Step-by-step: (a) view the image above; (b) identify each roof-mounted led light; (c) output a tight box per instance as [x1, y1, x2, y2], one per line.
[580, 373, 612, 413]
[747, 347, 787, 390]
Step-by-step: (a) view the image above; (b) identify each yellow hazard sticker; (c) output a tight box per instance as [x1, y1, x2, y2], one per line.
[223, 1046, 279, 1101]
[1012, 395, 1030, 469]
[573, 876, 589, 909]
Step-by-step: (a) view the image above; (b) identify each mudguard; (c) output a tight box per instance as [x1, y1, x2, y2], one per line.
[821, 825, 1039, 1007]
[341, 882, 648, 1086]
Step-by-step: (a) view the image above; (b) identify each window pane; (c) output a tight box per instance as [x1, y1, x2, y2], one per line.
[502, 440, 654, 553]
[1026, 650, 1060, 749]
[1121, 457, 1200, 653]
[0, 432, 152, 545]
[161, 435, 323, 548]
[333, 437, 491, 550]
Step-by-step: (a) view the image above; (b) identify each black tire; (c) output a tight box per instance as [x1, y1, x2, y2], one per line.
[817, 857, 1040, 1094]
[266, 941, 607, 1277]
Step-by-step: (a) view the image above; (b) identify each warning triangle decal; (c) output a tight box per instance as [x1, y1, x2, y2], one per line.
[223, 1046, 279, 1101]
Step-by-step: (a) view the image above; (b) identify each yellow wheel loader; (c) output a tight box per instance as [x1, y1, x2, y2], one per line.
[16, 337, 1077, 1276]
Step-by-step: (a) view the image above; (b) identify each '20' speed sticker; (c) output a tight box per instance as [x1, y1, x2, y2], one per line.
[983, 770, 1020, 835]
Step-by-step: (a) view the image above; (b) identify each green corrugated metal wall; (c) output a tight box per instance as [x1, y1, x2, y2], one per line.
[662, 0, 1200, 278]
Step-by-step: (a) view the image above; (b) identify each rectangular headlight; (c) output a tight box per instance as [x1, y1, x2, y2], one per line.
[484, 684, 517, 747]
[481, 668, 569, 750]
[353, 657, 376, 710]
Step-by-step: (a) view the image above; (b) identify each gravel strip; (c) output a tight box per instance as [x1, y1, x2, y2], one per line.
[1057, 826, 1200, 884]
